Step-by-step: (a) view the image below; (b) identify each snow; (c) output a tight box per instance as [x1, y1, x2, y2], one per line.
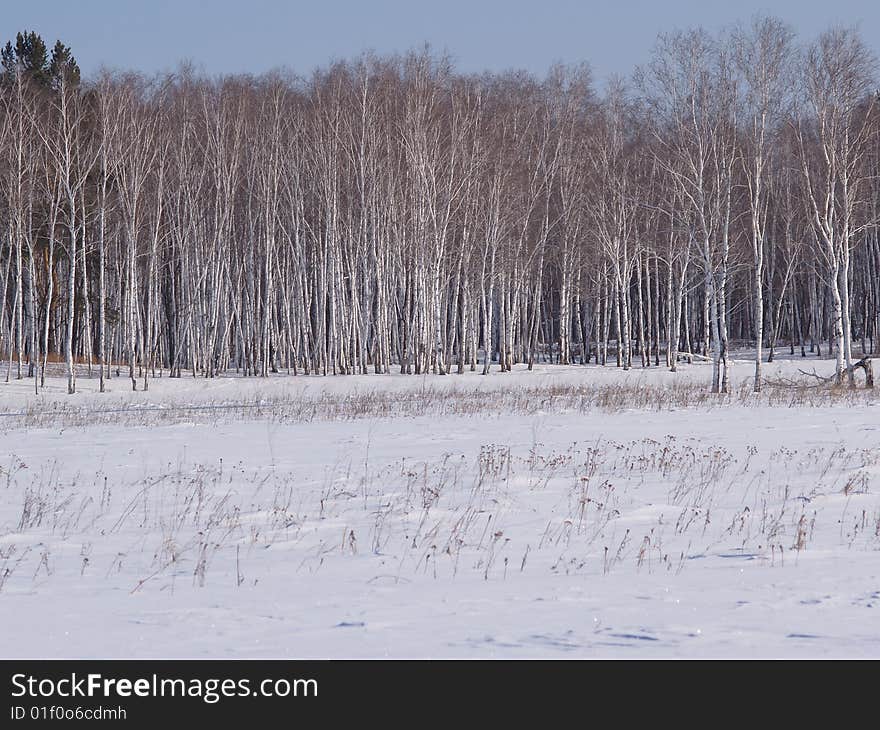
[1, 355, 879, 658]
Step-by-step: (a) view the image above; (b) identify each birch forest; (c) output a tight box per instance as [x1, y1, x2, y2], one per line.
[2, 18, 880, 395]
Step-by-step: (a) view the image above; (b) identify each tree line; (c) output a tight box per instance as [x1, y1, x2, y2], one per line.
[1, 18, 879, 395]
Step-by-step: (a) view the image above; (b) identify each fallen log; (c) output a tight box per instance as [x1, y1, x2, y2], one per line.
[797, 357, 873, 388]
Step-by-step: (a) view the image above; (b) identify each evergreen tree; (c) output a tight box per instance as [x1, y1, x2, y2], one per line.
[1, 30, 50, 86]
[49, 39, 80, 89]
[1, 31, 80, 89]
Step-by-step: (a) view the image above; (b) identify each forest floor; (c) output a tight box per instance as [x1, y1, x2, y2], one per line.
[1, 353, 879, 658]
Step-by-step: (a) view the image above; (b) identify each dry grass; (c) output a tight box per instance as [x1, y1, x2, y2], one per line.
[0, 375, 876, 432]
[2, 435, 878, 595]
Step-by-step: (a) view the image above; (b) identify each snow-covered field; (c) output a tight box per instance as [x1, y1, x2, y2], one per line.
[1, 355, 879, 658]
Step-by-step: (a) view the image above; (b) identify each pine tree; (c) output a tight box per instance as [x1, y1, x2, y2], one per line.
[1, 31, 79, 89]
[49, 40, 80, 89]
[1, 31, 50, 86]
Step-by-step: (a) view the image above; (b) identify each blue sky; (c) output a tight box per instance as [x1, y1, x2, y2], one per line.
[3, 1, 878, 82]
